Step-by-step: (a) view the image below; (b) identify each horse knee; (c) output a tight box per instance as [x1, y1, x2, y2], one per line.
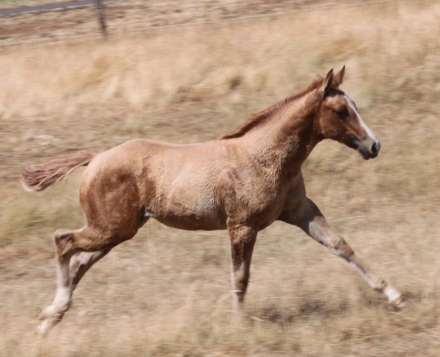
[332, 239, 354, 261]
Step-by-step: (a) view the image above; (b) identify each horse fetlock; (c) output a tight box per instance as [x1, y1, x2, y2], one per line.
[390, 296, 407, 309]
[237, 275, 249, 287]
[36, 314, 64, 337]
[383, 285, 404, 305]
[231, 290, 245, 311]
[369, 278, 387, 292]
[39, 301, 70, 320]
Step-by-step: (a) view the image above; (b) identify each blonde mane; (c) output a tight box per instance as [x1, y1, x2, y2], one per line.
[220, 77, 324, 140]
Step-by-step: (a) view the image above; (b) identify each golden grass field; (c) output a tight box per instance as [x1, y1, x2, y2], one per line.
[1, 0, 440, 355]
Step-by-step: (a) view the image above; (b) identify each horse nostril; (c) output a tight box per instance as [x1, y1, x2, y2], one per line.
[371, 141, 381, 155]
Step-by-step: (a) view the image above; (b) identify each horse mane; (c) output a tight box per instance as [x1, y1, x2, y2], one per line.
[220, 76, 324, 140]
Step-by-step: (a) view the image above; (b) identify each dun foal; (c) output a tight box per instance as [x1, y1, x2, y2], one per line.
[23, 67, 405, 336]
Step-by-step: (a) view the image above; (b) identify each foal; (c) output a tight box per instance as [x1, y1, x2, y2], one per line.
[23, 67, 405, 335]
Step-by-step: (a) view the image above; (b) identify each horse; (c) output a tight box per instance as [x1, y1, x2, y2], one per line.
[22, 67, 406, 336]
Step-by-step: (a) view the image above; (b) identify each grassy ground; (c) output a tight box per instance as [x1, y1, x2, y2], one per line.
[1, 0, 440, 356]
[0, 1, 375, 42]
[0, 0, 69, 9]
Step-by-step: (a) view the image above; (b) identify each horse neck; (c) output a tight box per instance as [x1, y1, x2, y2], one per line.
[242, 92, 322, 177]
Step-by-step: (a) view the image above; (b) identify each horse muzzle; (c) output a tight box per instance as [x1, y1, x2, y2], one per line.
[357, 139, 381, 160]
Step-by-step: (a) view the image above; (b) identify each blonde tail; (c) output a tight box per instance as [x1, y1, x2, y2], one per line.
[22, 151, 96, 192]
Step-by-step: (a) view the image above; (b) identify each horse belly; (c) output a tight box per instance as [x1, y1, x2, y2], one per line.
[150, 187, 226, 231]
[155, 214, 225, 231]
[153, 203, 226, 231]
[143, 144, 230, 230]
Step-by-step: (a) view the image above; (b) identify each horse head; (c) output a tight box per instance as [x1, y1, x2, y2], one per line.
[316, 66, 380, 160]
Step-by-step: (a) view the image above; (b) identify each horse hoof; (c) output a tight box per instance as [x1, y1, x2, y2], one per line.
[390, 296, 407, 309]
[38, 306, 51, 320]
[35, 324, 47, 337]
[35, 320, 52, 337]
[36, 314, 63, 337]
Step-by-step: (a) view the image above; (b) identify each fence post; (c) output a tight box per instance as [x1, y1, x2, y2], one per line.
[94, 0, 107, 37]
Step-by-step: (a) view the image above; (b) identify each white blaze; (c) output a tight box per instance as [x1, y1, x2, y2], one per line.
[344, 95, 378, 142]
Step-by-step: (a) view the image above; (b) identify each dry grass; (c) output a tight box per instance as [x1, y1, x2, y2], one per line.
[1, 0, 440, 356]
[0, 0, 52, 8]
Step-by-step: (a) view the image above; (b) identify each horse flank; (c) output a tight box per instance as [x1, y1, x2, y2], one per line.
[22, 151, 96, 192]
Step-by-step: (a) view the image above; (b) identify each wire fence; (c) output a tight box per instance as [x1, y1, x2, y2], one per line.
[0, 0, 113, 16]
[0, 0, 401, 48]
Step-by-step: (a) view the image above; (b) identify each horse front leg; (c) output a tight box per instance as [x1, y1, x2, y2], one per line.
[281, 197, 406, 308]
[228, 225, 258, 311]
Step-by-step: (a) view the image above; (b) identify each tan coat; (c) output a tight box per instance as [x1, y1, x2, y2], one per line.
[23, 67, 405, 336]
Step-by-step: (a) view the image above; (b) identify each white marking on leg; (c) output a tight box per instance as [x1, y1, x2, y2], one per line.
[36, 317, 60, 337]
[383, 285, 402, 303]
[348, 261, 382, 290]
[231, 266, 240, 311]
[53, 286, 71, 309]
[350, 261, 403, 304]
[344, 94, 378, 142]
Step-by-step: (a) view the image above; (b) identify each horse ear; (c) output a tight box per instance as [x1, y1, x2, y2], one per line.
[320, 68, 334, 96]
[333, 65, 345, 87]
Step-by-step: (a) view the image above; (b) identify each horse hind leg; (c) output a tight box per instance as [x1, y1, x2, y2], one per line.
[69, 250, 110, 292]
[37, 229, 78, 335]
[37, 227, 114, 336]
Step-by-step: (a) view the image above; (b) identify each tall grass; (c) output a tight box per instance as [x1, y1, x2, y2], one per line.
[1, 1, 440, 356]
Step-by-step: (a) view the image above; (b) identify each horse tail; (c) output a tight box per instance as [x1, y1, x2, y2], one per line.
[22, 151, 96, 192]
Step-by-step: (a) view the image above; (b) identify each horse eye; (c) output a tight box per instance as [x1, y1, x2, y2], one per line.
[334, 108, 349, 119]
